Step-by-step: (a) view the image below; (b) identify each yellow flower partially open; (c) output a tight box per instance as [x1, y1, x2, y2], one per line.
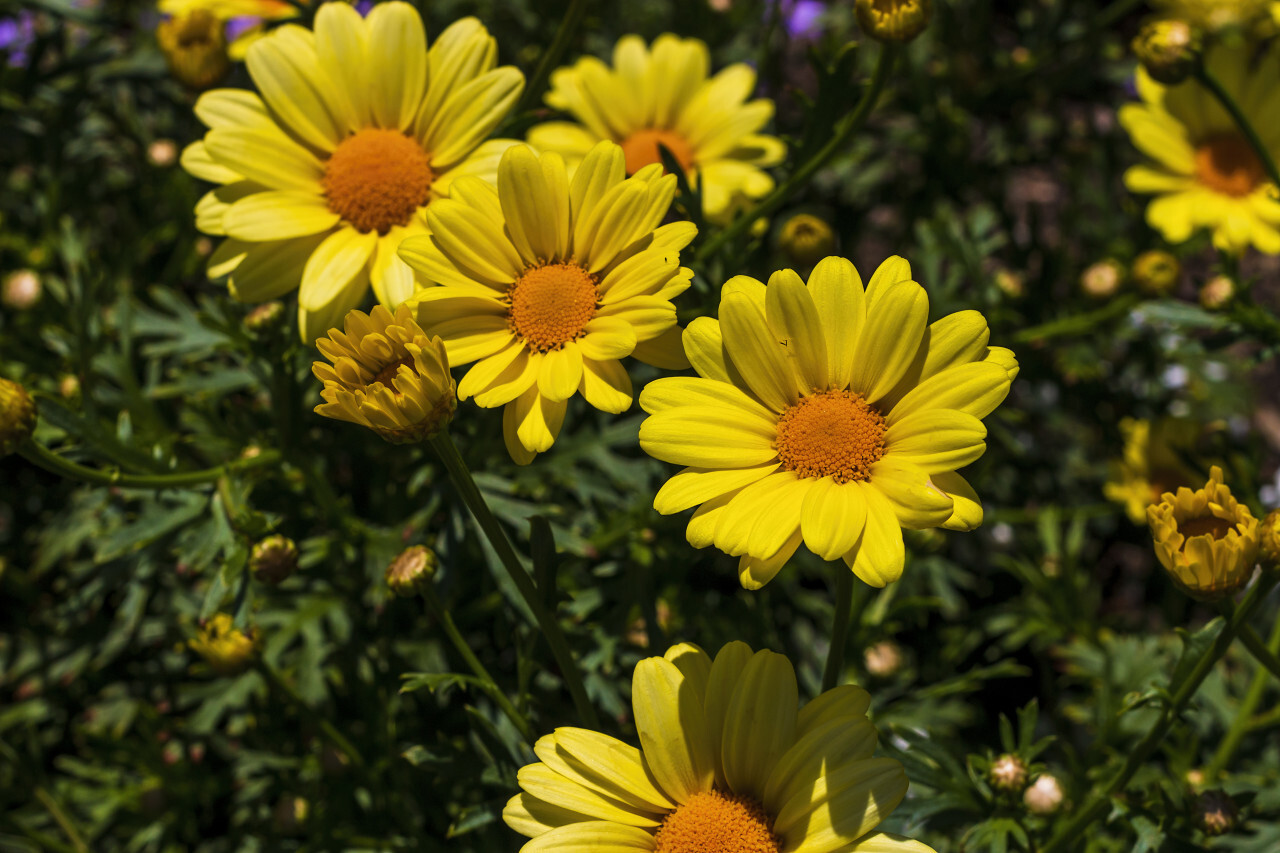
[640, 257, 1016, 589]
[189, 613, 259, 676]
[527, 34, 785, 223]
[157, 0, 298, 60]
[1119, 45, 1280, 255]
[505, 642, 935, 853]
[182, 1, 524, 341]
[1147, 465, 1259, 599]
[399, 141, 695, 464]
[1104, 417, 1210, 525]
[312, 303, 456, 445]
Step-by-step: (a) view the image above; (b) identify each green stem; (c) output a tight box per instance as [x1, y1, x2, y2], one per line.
[18, 440, 282, 489]
[429, 431, 598, 728]
[1196, 65, 1280, 190]
[514, 0, 589, 117]
[256, 661, 366, 770]
[1040, 573, 1279, 853]
[822, 569, 857, 692]
[418, 585, 537, 744]
[1012, 294, 1139, 345]
[33, 787, 87, 853]
[693, 45, 899, 264]
[1206, 614, 1280, 778]
[1236, 623, 1280, 685]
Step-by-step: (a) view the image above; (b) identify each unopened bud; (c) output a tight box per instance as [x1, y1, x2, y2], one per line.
[864, 640, 903, 677]
[1259, 509, 1280, 568]
[2, 269, 41, 310]
[989, 754, 1029, 793]
[1193, 789, 1238, 836]
[1132, 249, 1180, 297]
[58, 375, 80, 399]
[157, 10, 229, 91]
[994, 268, 1024, 299]
[385, 545, 438, 597]
[147, 139, 178, 168]
[1080, 259, 1125, 300]
[250, 535, 298, 585]
[855, 0, 932, 42]
[779, 214, 836, 267]
[245, 301, 285, 333]
[1, 377, 37, 457]
[1132, 20, 1202, 85]
[1199, 275, 1234, 310]
[1024, 774, 1064, 815]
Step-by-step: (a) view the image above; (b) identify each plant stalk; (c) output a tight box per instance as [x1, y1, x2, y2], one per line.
[18, 440, 281, 489]
[1206, 613, 1280, 779]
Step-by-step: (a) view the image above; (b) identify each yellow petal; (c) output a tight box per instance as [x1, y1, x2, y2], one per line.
[713, 473, 802, 556]
[763, 716, 879, 817]
[204, 127, 325, 192]
[631, 656, 714, 804]
[365, 0, 427, 131]
[639, 406, 778, 468]
[870, 457, 954, 530]
[653, 464, 779, 515]
[181, 141, 241, 184]
[932, 470, 983, 532]
[298, 228, 377, 342]
[502, 792, 594, 838]
[846, 485, 905, 588]
[500, 146, 570, 264]
[849, 281, 928, 403]
[638, 376, 774, 422]
[425, 67, 525, 170]
[520, 821, 659, 852]
[888, 361, 1009, 422]
[766, 269, 828, 393]
[801, 478, 869, 562]
[579, 357, 633, 413]
[515, 764, 660, 829]
[864, 256, 911, 306]
[721, 649, 799, 800]
[425, 199, 524, 287]
[505, 386, 567, 459]
[535, 730, 672, 815]
[539, 346, 584, 403]
[776, 758, 909, 852]
[193, 88, 270, 130]
[796, 684, 872, 737]
[245, 26, 342, 151]
[312, 1, 369, 132]
[227, 234, 327, 302]
[737, 530, 803, 590]
[222, 191, 340, 241]
[807, 257, 865, 391]
[631, 326, 691, 370]
[884, 410, 986, 473]
[703, 641, 754, 790]
[720, 292, 797, 412]
[664, 644, 712, 706]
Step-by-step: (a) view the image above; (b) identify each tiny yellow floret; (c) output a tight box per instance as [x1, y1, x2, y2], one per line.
[1147, 465, 1259, 599]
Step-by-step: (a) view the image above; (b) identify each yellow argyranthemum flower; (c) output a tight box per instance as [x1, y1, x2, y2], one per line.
[1150, 0, 1278, 33]
[1119, 45, 1280, 255]
[640, 257, 1017, 589]
[312, 303, 456, 445]
[399, 141, 695, 464]
[157, 0, 298, 60]
[189, 613, 260, 676]
[505, 641, 935, 853]
[182, 1, 524, 341]
[1147, 465, 1259, 599]
[1104, 417, 1209, 525]
[527, 34, 785, 224]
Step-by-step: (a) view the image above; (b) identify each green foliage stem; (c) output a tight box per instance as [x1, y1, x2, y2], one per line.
[1235, 623, 1280, 685]
[822, 569, 867, 693]
[514, 0, 590, 117]
[428, 431, 599, 729]
[1040, 572, 1280, 853]
[17, 440, 282, 489]
[693, 44, 899, 264]
[1206, 614, 1280, 779]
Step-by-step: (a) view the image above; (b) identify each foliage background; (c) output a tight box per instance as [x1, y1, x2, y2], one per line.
[2, 0, 1280, 850]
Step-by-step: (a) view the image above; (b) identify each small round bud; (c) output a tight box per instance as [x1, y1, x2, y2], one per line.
[0, 377, 37, 457]
[245, 301, 285, 333]
[989, 754, 1029, 793]
[1024, 774, 1064, 815]
[1132, 249, 1180, 297]
[156, 10, 230, 90]
[856, 0, 932, 42]
[385, 545, 438, 597]
[778, 214, 836, 267]
[1193, 789, 1238, 836]
[2, 269, 41, 310]
[1132, 20, 1202, 85]
[864, 640, 904, 677]
[994, 268, 1024, 299]
[147, 139, 178, 168]
[250, 535, 298, 585]
[189, 613, 259, 676]
[1080, 259, 1125, 300]
[58, 375, 80, 399]
[1259, 509, 1280, 569]
[1199, 275, 1235, 310]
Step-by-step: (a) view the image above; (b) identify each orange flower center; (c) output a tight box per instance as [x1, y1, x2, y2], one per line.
[620, 128, 695, 176]
[507, 263, 599, 352]
[1180, 514, 1236, 544]
[1194, 133, 1264, 198]
[652, 790, 781, 853]
[322, 128, 434, 234]
[775, 389, 886, 484]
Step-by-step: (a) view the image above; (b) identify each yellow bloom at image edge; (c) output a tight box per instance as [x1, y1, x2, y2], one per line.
[189, 614, 259, 676]
[0, 378, 37, 457]
[505, 641, 936, 853]
[1147, 465, 1259, 599]
[313, 304, 456, 445]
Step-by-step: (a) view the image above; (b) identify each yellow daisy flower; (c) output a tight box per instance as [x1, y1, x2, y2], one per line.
[189, 613, 260, 676]
[640, 257, 1017, 589]
[398, 141, 695, 464]
[504, 641, 935, 853]
[157, 0, 299, 60]
[1119, 45, 1280, 254]
[526, 34, 785, 224]
[1103, 417, 1209, 525]
[1147, 465, 1259, 599]
[1150, 0, 1277, 33]
[182, 1, 525, 342]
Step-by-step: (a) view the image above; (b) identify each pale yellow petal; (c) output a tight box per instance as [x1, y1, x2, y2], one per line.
[631, 656, 714, 804]
[365, 0, 427, 131]
[721, 649, 799, 801]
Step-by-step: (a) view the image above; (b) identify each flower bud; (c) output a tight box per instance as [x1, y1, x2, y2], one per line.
[1148, 466, 1258, 600]
[2, 269, 41, 310]
[864, 640, 904, 677]
[1132, 20, 1202, 85]
[189, 613, 259, 676]
[1079, 259, 1125, 300]
[1132, 249, 1180, 297]
[989, 754, 1029, 793]
[0, 377, 37, 457]
[1023, 774, 1064, 815]
[250, 535, 298, 585]
[147, 139, 178, 168]
[856, 0, 932, 42]
[1193, 789, 1238, 836]
[1199, 275, 1234, 310]
[1259, 509, 1280, 569]
[385, 545, 438, 597]
[156, 10, 230, 91]
[994, 268, 1024, 299]
[778, 214, 836, 267]
[245, 301, 285, 333]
